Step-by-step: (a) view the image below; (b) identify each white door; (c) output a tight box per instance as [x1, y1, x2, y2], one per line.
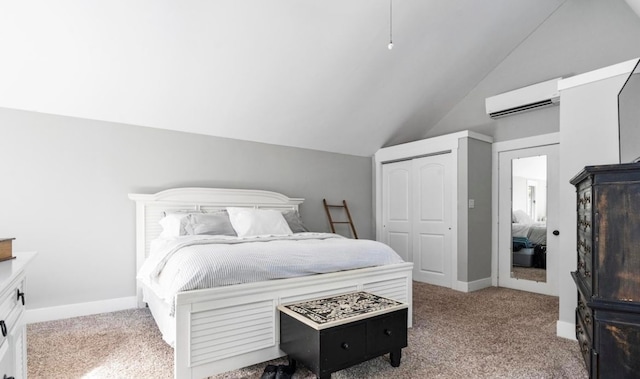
[381, 160, 412, 262]
[412, 154, 453, 286]
[498, 144, 559, 295]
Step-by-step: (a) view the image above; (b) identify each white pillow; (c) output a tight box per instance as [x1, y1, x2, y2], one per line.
[159, 210, 201, 238]
[226, 207, 293, 237]
[513, 209, 534, 224]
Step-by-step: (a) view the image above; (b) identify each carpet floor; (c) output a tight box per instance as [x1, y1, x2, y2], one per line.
[27, 282, 588, 379]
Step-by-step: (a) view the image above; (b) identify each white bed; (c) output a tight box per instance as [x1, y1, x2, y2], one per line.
[129, 188, 414, 379]
[512, 222, 547, 245]
[511, 209, 547, 246]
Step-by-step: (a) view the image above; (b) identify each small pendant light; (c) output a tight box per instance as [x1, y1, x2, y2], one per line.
[388, 0, 394, 50]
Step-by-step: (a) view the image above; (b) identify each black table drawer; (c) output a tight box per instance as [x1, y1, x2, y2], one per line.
[321, 323, 367, 368]
[366, 309, 408, 355]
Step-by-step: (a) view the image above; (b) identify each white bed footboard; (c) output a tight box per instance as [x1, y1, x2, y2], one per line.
[174, 262, 413, 379]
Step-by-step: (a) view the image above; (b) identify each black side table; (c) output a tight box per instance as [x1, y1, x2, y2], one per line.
[278, 292, 408, 379]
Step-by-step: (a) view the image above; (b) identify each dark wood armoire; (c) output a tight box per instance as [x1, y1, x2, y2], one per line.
[570, 163, 640, 378]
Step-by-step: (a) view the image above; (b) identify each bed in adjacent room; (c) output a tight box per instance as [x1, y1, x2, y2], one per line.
[512, 209, 547, 269]
[511, 209, 547, 246]
[129, 188, 413, 379]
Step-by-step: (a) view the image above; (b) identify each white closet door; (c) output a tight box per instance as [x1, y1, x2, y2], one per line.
[381, 160, 412, 262]
[412, 154, 453, 287]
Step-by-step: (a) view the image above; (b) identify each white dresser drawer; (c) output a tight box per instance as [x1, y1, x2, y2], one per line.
[0, 339, 12, 379]
[0, 278, 24, 347]
[0, 278, 24, 315]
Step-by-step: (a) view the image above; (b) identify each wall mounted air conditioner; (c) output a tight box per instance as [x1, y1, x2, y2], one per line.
[485, 78, 562, 119]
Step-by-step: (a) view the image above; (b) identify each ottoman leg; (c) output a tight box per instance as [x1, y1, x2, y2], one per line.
[288, 358, 297, 371]
[390, 349, 402, 367]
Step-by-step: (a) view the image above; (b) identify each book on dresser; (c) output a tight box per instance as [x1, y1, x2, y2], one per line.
[0, 238, 16, 262]
[570, 163, 640, 379]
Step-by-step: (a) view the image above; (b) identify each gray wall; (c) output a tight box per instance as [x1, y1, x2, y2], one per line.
[466, 138, 492, 282]
[425, 0, 640, 142]
[0, 107, 373, 310]
[457, 139, 469, 283]
[619, 72, 640, 163]
[558, 71, 629, 336]
[456, 137, 492, 283]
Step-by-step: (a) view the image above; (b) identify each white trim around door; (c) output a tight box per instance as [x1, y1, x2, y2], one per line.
[491, 133, 560, 295]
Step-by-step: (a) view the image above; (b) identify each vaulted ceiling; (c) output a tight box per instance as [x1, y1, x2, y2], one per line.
[0, 0, 567, 156]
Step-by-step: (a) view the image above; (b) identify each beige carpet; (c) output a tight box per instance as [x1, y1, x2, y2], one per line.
[28, 282, 588, 379]
[511, 267, 547, 283]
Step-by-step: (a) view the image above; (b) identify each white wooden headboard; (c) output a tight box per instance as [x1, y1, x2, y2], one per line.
[128, 188, 304, 302]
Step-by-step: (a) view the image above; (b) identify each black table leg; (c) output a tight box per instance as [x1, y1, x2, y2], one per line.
[288, 357, 297, 371]
[390, 349, 402, 367]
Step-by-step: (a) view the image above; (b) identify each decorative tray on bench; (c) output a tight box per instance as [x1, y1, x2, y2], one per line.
[278, 291, 407, 330]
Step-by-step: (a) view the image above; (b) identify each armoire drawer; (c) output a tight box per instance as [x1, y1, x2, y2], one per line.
[577, 187, 592, 212]
[576, 176, 592, 194]
[577, 235, 592, 258]
[577, 292, 593, 341]
[576, 259, 592, 293]
[577, 213, 592, 234]
[575, 310, 592, 375]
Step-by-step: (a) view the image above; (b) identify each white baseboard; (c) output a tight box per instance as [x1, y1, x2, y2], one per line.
[26, 296, 138, 324]
[556, 320, 577, 341]
[457, 277, 493, 293]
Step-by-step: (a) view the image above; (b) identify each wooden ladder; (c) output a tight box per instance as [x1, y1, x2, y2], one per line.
[323, 199, 358, 239]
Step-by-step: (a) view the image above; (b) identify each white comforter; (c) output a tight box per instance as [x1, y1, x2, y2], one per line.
[137, 233, 403, 313]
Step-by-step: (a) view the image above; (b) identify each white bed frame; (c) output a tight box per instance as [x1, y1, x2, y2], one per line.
[129, 188, 413, 379]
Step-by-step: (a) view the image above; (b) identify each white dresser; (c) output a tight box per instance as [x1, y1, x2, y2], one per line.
[0, 252, 36, 379]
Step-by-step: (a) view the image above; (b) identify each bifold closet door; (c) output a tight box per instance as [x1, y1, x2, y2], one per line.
[381, 153, 453, 287]
[381, 160, 412, 263]
[412, 154, 453, 287]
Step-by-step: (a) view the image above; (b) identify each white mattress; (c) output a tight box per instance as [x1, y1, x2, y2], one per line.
[138, 233, 404, 316]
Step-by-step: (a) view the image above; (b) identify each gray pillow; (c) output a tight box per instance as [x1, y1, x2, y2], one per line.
[282, 211, 309, 233]
[185, 211, 237, 236]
